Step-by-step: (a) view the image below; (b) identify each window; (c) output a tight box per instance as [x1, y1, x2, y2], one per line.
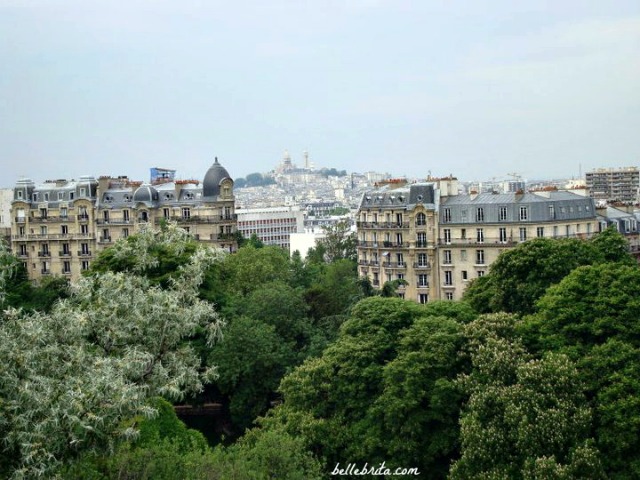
[519, 227, 527, 242]
[445, 292, 454, 301]
[373, 272, 379, 286]
[536, 227, 544, 238]
[103, 210, 109, 221]
[418, 274, 429, 287]
[123, 210, 130, 222]
[460, 249, 467, 261]
[69, 192, 74, 200]
[140, 211, 149, 222]
[40, 208, 47, 219]
[396, 213, 403, 225]
[18, 226, 25, 236]
[81, 260, 90, 271]
[476, 208, 484, 222]
[396, 253, 404, 266]
[416, 213, 426, 226]
[417, 232, 427, 247]
[566, 225, 571, 237]
[461, 228, 466, 239]
[442, 208, 451, 223]
[499, 206, 508, 221]
[58, 192, 64, 200]
[60, 207, 67, 218]
[477, 270, 485, 277]
[63, 261, 71, 274]
[17, 190, 23, 199]
[396, 233, 403, 245]
[443, 250, 452, 264]
[80, 187, 86, 197]
[102, 229, 110, 241]
[499, 227, 507, 243]
[549, 205, 555, 219]
[444, 270, 453, 285]
[40, 226, 47, 235]
[81, 243, 89, 255]
[462, 270, 468, 281]
[62, 243, 70, 255]
[476, 250, 485, 265]
[182, 207, 190, 219]
[476, 228, 484, 243]
[44, 193, 49, 201]
[61, 225, 68, 235]
[81, 224, 89, 235]
[553, 226, 559, 237]
[19, 245, 27, 256]
[443, 229, 451, 245]
[78, 206, 88, 219]
[417, 253, 428, 267]
[519, 206, 528, 220]
[419, 293, 428, 304]
[123, 228, 129, 238]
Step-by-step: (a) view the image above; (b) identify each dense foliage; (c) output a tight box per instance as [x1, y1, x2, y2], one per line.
[2, 224, 638, 479]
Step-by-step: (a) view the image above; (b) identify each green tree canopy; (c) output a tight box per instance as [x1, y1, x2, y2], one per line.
[0, 227, 225, 478]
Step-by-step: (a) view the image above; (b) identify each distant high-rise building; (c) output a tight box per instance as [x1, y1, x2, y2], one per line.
[586, 167, 639, 204]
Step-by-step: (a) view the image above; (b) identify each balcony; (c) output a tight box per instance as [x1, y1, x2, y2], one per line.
[40, 269, 51, 275]
[98, 236, 112, 243]
[29, 215, 75, 223]
[413, 262, 432, 269]
[415, 241, 429, 248]
[96, 218, 132, 225]
[59, 251, 72, 257]
[437, 237, 517, 247]
[37, 251, 51, 257]
[356, 221, 409, 229]
[78, 250, 92, 257]
[78, 214, 90, 221]
[382, 262, 407, 269]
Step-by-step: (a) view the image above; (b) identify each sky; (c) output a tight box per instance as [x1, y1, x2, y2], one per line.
[1, 0, 639, 186]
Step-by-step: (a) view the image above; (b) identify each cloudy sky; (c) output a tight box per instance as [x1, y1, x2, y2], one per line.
[1, 0, 639, 186]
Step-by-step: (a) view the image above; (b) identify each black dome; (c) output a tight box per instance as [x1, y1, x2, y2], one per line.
[203, 157, 232, 198]
[133, 184, 159, 203]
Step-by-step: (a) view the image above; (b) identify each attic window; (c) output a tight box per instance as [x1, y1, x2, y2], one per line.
[398, 196, 404, 202]
[417, 195, 423, 202]
[123, 195, 131, 202]
[165, 193, 174, 200]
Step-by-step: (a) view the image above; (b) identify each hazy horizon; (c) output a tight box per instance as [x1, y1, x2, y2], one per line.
[1, 1, 639, 187]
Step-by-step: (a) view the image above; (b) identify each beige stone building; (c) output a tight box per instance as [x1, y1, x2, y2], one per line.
[10, 158, 237, 281]
[357, 178, 598, 303]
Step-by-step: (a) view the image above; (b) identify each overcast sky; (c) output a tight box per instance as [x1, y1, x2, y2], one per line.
[1, 0, 639, 186]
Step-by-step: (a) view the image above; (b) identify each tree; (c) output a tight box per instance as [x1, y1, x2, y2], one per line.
[522, 263, 640, 478]
[208, 316, 295, 433]
[0, 227, 225, 478]
[258, 298, 474, 476]
[315, 220, 357, 263]
[463, 231, 634, 315]
[451, 314, 604, 479]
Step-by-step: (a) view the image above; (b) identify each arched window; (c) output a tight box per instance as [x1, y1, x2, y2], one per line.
[416, 212, 426, 226]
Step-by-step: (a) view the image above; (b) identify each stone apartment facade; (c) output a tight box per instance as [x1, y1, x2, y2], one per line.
[10, 158, 237, 281]
[357, 178, 599, 303]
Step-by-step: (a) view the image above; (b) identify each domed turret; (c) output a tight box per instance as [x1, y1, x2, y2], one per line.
[133, 184, 159, 203]
[203, 157, 233, 198]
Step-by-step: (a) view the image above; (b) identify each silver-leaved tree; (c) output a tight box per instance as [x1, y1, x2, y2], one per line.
[0, 225, 225, 478]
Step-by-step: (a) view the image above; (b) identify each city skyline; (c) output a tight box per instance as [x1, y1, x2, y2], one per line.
[1, 1, 639, 186]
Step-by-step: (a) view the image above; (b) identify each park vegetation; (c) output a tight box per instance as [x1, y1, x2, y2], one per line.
[0, 224, 638, 479]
